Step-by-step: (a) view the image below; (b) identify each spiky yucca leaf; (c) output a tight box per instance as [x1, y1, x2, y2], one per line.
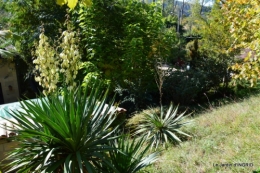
[4, 82, 119, 173]
[107, 135, 160, 173]
[132, 103, 192, 149]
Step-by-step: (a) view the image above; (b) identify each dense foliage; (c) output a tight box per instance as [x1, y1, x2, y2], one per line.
[0, 2, 11, 30]
[78, 0, 178, 109]
[162, 0, 236, 105]
[2, 0, 260, 172]
[5, 0, 67, 68]
[223, 0, 260, 86]
[163, 60, 228, 105]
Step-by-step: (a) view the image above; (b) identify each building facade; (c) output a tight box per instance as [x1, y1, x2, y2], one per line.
[0, 59, 19, 104]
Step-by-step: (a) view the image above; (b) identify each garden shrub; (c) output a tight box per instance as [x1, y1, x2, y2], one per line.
[163, 57, 229, 105]
[163, 70, 205, 105]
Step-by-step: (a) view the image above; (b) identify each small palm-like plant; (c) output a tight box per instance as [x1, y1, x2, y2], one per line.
[132, 103, 192, 149]
[4, 83, 119, 173]
[107, 135, 160, 173]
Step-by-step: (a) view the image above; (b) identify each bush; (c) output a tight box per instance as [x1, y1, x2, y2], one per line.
[163, 58, 229, 105]
[115, 80, 159, 114]
[163, 70, 204, 105]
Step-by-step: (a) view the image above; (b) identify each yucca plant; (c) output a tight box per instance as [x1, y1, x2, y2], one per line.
[4, 83, 120, 173]
[132, 103, 192, 149]
[106, 135, 160, 173]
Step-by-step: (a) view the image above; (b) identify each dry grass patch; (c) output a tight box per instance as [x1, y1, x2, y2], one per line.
[144, 95, 260, 173]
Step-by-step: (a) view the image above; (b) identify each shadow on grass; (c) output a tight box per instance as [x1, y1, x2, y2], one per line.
[185, 85, 260, 117]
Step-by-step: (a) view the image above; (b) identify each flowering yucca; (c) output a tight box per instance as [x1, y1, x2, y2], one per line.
[33, 30, 81, 94]
[33, 33, 59, 95]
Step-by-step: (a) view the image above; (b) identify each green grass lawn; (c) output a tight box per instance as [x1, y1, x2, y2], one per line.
[144, 94, 260, 173]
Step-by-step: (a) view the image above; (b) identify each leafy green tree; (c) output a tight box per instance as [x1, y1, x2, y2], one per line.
[78, 0, 178, 109]
[187, 1, 236, 87]
[185, 0, 201, 36]
[192, 1, 235, 57]
[223, 0, 260, 87]
[161, 1, 235, 105]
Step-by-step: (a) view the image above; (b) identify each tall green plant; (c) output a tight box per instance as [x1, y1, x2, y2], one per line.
[4, 82, 119, 173]
[78, 0, 161, 81]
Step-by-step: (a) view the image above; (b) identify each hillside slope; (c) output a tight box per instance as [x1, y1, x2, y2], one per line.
[145, 94, 260, 173]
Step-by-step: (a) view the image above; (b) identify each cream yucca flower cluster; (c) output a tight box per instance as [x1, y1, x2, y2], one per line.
[59, 31, 81, 90]
[33, 31, 81, 95]
[34, 33, 59, 95]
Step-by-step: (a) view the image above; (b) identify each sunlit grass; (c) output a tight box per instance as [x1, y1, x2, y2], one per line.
[144, 94, 260, 173]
